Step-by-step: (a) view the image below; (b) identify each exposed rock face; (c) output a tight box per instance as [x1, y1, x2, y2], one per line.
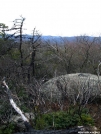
[9, 113, 34, 129]
[41, 73, 101, 103]
[14, 126, 100, 134]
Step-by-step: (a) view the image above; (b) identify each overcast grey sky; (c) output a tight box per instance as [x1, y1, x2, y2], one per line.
[0, 0, 101, 36]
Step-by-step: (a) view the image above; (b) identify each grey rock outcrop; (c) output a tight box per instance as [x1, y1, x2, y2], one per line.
[14, 126, 99, 134]
[9, 113, 34, 129]
[41, 73, 101, 103]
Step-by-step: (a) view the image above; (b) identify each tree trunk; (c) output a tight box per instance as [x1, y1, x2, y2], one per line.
[2, 79, 34, 131]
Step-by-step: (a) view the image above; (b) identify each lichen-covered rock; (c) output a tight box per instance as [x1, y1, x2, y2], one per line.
[41, 73, 101, 102]
[9, 113, 34, 129]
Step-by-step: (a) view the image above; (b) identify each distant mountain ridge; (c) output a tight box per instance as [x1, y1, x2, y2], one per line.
[41, 35, 99, 42]
[0, 34, 100, 42]
[41, 35, 76, 41]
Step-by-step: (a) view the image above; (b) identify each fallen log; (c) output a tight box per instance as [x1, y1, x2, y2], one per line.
[2, 78, 34, 132]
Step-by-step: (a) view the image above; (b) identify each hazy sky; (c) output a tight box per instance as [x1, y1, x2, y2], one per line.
[0, 0, 101, 36]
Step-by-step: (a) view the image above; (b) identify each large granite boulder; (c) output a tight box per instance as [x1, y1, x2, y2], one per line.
[41, 73, 101, 103]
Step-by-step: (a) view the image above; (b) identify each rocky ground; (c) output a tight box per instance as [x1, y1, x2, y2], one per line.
[14, 126, 100, 134]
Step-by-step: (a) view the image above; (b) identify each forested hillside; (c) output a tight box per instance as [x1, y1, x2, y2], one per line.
[0, 17, 101, 133]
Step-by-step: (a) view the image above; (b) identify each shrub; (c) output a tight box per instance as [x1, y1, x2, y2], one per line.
[0, 123, 15, 134]
[79, 113, 94, 126]
[33, 107, 94, 130]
